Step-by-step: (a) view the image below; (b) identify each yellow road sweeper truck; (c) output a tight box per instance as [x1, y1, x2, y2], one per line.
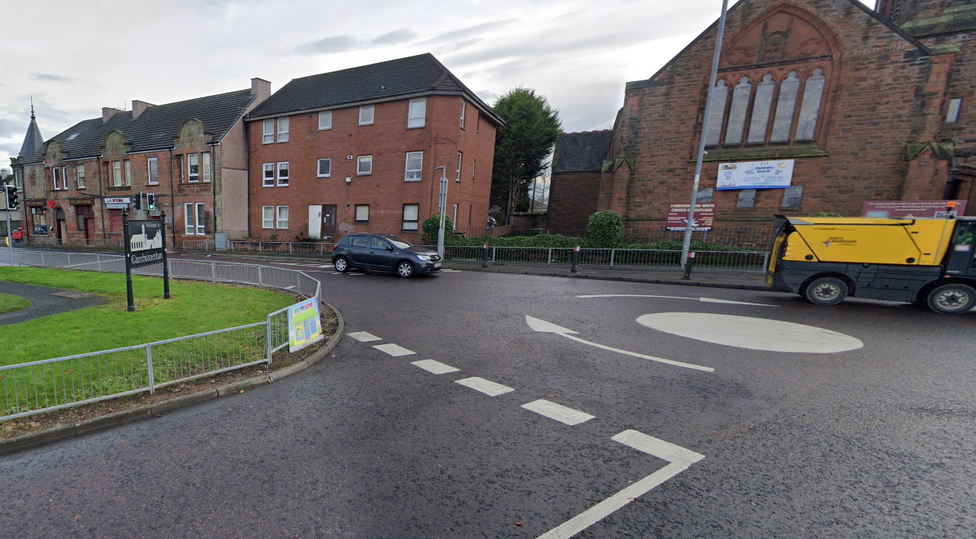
[767, 215, 976, 314]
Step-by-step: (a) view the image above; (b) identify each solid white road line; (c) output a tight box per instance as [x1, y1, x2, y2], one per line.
[411, 359, 460, 375]
[521, 400, 594, 426]
[455, 377, 515, 397]
[537, 430, 704, 539]
[526, 316, 714, 373]
[576, 294, 777, 307]
[373, 343, 415, 357]
[347, 331, 382, 342]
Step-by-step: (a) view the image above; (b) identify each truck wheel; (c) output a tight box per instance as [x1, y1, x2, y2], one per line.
[804, 276, 848, 306]
[926, 284, 976, 314]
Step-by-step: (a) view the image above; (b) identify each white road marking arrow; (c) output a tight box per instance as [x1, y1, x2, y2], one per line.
[525, 316, 714, 373]
[576, 294, 777, 307]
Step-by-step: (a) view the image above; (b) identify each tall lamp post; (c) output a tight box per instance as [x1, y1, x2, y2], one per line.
[433, 165, 448, 258]
[681, 0, 730, 274]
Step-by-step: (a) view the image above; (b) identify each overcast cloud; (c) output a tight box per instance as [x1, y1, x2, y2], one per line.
[0, 0, 873, 170]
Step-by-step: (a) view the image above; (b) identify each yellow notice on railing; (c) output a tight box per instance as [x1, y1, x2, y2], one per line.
[288, 298, 324, 352]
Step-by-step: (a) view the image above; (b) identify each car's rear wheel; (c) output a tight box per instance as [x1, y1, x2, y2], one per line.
[396, 260, 415, 278]
[926, 283, 976, 314]
[334, 257, 349, 273]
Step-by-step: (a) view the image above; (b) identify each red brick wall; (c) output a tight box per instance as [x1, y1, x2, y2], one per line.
[247, 95, 496, 242]
[607, 0, 956, 235]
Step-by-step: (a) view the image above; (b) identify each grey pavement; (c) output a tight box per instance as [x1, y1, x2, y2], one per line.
[0, 280, 106, 326]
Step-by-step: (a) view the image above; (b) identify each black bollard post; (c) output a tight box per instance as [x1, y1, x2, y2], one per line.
[482, 244, 490, 268]
[571, 245, 580, 273]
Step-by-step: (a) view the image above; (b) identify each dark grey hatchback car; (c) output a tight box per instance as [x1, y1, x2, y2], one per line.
[331, 234, 441, 278]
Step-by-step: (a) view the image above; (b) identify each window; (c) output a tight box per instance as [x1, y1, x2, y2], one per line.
[112, 161, 122, 187]
[404, 151, 423, 181]
[195, 203, 205, 235]
[187, 153, 200, 182]
[202, 152, 211, 182]
[452, 203, 458, 230]
[318, 111, 332, 130]
[124, 160, 131, 186]
[472, 159, 476, 179]
[359, 105, 374, 126]
[460, 100, 466, 129]
[355, 205, 369, 222]
[76, 164, 86, 189]
[408, 98, 426, 129]
[276, 205, 289, 229]
[349, 235, 368, 247]
[52, 166, 62, 190]
[402, 204, 419, 231]
[317, 158, 331, 178]
[947, 98, 962, 123]
[263, 163, 275, 187]
[456, 152, 463, 182]
[147, 157, 158, 185]
[262, 206, 274, 228]
[262, 119, 274, 144]
[185, 203, 206, 235]
[357, 155, 372, 175]
[277, 162, 289, 186]
[277, 117, 289, 142]
[15, 170, 22, 189]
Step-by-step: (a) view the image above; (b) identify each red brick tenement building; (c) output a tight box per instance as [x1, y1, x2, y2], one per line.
[245, 53, 502, 242]
[14, 80, 269, 247]
[548, 0, 976, 241]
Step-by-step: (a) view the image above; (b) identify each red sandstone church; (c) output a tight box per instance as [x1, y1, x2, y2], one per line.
[548, 0, 976, 242]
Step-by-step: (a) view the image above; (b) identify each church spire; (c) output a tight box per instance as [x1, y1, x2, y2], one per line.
[19, 102, 44, 159]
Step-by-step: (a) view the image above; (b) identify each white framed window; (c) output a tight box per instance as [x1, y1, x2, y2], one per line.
[460, 100, 466, 129]
[404, 151, 423, 181]
[276, 205, 289, 229]
[402, 204, 419, 231]
[357, 155, 372, 175]
[277, 117, 289, 142]
[359, 105, 374, 126]
[408, 98, 426, 129]
[262, 119, 274, 144]
[112, 161, 122, 187]
[195, 203, 205, 235]
[262, 206, 274, 228]
[147, 157, 158, 185]
[318, 111, 332, 130]
[456, 152, 462, 182]
[277, 162, 289, 186]
[202, 152, 211, 182]
[472, 158, 476, 179]
[184, 203, 196, 235]
[263, 163, 275, 187]
[76, 164, 86, 189]
[187, 154, 199, 182]
[355, 204, 369, 222]
[317, 158, 331, 178]
[124, 160, 131, 186]
[14, 170, 22, 189]
[52, 166, 62, 190]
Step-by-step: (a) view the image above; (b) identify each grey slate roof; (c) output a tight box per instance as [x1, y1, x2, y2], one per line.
[248, 53, 503, 126]
[552, 131, 612, 173]
[20, 89, 256, 164]
[18, 114, 44, 159]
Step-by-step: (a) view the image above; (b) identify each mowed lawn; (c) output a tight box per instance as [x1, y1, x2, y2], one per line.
[0, 267, 296, 366]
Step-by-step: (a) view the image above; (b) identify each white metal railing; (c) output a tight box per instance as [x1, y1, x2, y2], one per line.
[2, 252, 321, 421]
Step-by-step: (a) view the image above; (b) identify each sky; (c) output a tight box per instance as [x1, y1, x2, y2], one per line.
[0, 0, 875, 170]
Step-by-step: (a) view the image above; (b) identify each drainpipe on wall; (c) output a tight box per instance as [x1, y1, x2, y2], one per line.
[210, 141, 217, 235]
[97, 156, 106, 242]
[170, 149, 176, 247]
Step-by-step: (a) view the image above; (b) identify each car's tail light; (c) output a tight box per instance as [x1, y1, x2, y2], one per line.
[332, 244, 338, 252]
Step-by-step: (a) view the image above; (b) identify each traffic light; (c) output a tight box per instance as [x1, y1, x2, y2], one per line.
[147, 193, 155, 210]
[133, 192, 142, 210]
[3, 182, 16, 210]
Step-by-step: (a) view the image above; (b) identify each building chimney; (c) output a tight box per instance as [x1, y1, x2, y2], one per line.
[132, 100, 154, 119]
[248, 78, 272, 112]
[102, 107, 123, 123]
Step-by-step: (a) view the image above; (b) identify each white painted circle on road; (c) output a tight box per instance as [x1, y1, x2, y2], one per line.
[636, 312, 863, 353]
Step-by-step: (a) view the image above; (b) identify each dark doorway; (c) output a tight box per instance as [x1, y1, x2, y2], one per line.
[322, 205, 337, 237]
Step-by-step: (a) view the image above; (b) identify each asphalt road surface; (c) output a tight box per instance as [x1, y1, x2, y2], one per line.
[2, 259, 974, 538]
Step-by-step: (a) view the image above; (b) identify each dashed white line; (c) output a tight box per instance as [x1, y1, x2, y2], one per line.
[411, 359, 460, 375]
[576, 294, 777, 307]
[612, 429, 704, 466]
[521, 400, 594, 426]
[373, 343, 415, 357]
[455, 377, 514, 397]
[347, 331, 382, 342]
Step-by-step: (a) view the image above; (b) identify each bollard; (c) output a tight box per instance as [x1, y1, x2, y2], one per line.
[571, 245, 580, 273]
[482, 244, 490, 268]
[682, 251, 696, 280]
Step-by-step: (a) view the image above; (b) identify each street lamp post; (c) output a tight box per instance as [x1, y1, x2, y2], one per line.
[681, 0, 729, 275]
[433, 166, 448, 258]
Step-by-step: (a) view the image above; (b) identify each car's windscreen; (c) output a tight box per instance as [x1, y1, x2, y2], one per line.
[388, 238, 411, 249]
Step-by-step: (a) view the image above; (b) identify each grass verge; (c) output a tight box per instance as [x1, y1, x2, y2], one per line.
[0, 292, 31, 314]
